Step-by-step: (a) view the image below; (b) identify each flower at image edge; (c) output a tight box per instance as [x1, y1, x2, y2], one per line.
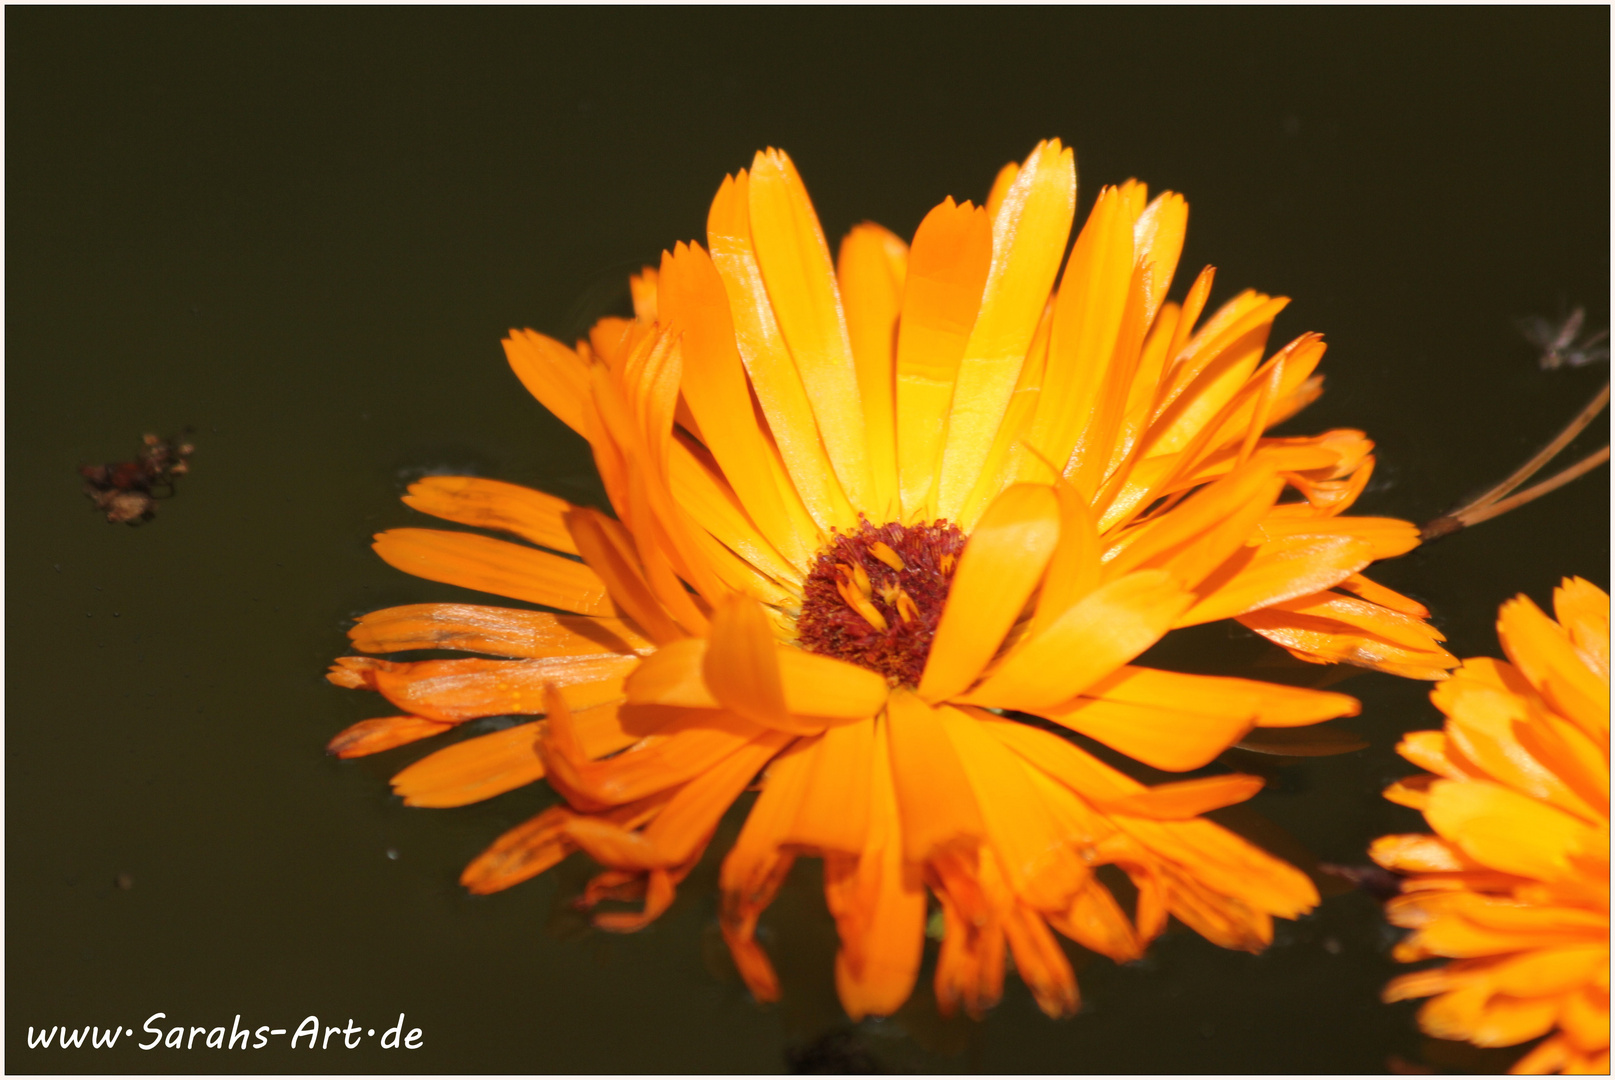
[1372, 577, 1608, 1075]
[329, 140, 1458, 1020]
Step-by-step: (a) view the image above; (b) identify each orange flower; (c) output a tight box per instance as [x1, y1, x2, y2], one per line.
[1373, 577, 1608, 1074]
[330, 140, 1456, 1019]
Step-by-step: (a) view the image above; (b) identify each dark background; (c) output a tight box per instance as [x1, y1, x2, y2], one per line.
[7, 7, 1608, 1073]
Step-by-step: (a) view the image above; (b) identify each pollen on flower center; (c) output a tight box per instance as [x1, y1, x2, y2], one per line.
[795, 519, 966, 686]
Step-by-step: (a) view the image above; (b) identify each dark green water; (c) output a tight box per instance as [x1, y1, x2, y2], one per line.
[7, 8, 1608, 1074]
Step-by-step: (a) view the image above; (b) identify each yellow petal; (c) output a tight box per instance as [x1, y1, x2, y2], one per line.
[955, 300, 1055, 531]
[1050, 878, 1144, 963]
[894, 197, 994, 521]
[1554, 576, 1609, 680]
[634, 729, 795, 868]
[918, 483, 1060, 702]
[326, 714, 453, 758]
[837, 223, 908, 521]
[883, 689, 986, 863]
[1022, 184, 1134, 488]
[1100, 774, 1265, 819]
[1132, 191, 1188, 328]
[984, 160, 1019, 221]
[372, 527, 614, 616]
[626, 637, 888, 723]
[1034, 695, 1252, 772]
[1489, 944, 1610, 998]
[1086, 664, 1359, 728]
[936, 140, 1077, 521]
[667, 436, 802, 589]
[826, 714, 927, 1020]
[1425, 778, 1602, 881]
[703, 595, 795, 733]
[1468, 994, 1560, 1048]
[1498, 592, 1609, 737]
[965, 570, 1192, 712]
[784, 716, 876, 854]
[1176, 534, 1375, 627]
[707, 169, 857, 531]
[1435, 662, 1604, 823]
[391, 721, 548, 807]
[1238, 602, 1460, 680]
[1026, 479, 1103, 640]
[563, 507, 686, 643]
[1103, 460, 1286, 585]
[942, 704, 1090, 912]
[747, 149, 873, 513]
[1150, 293, 1288, 454]
[656, 242, 818, 567]
[1370, 833, 1481, 873]
[348, 603, 651, 659]
[719, 737, 812, 1002]
[502, 329, 590, 436]
[354, 653, 635, 723]
[402, 476, 579, 554]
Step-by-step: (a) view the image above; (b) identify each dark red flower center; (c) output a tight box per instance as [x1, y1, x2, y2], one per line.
[795, 519, 966, 687]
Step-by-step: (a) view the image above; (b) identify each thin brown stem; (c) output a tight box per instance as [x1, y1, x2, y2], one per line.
[1463, 383, 1609, 512]
[1452, 445, 1610, 529]
[1421, 382, 1610, 541]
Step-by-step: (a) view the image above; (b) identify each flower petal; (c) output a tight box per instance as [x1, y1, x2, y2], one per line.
[1176, 534, 1375, 627]
[657, 242, 819, 567]
[1498, 592, 1610, 737]
[918, 483, 1060, 702]
[325, 714, 452, 758]
[1100, 774, 1266, 819]
[402, 476, 579, 554]
[936, 139, 1077, 521]
[703, 595, 798, 734]
[707, 169, 856, 532]
[1034, 695, 1252, 772]
[391, 702, 639, 808]
[1554, 576, 1610, 680]
[502, 329, 590, 436]
[1085, 664, 1359, 728]
[837, 222, 908, 522]
[333, 653, 635, 722]
[784, 717, 876, 854]
[373, 527, 614, 616]
[747, 149, 874, 514]
[1424, 778, 1603, 882]
[964, 570, 1192, 712]
[825, 716, 927, 1020]
[348, 603, 650, 659]
[718, 738, 813, 1002]
[884, 690, 986, 863]
[626, 637, 888, 723]
[894, 197, 994, 522]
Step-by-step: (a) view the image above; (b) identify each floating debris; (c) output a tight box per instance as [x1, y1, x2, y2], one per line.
[1518, 306, 1609, 370]
[80, 432, 193, 524]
